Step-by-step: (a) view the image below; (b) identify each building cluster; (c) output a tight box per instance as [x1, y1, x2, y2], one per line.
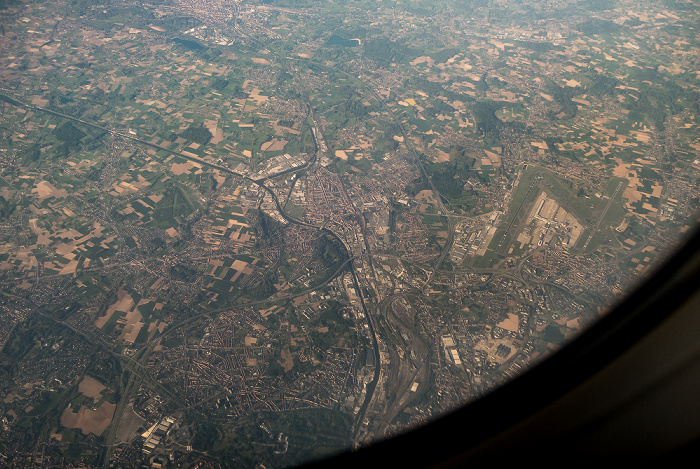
[450, 212, 501, 263]
[143, 416, 177, 454]
[250, 153, 309, 180]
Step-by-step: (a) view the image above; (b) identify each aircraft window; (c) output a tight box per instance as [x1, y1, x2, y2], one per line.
[0, 0, 697, 467]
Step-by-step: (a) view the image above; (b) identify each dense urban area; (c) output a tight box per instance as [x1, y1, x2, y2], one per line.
[0, 0, 699, 467]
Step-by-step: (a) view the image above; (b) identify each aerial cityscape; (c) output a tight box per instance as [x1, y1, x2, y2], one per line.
[0, 0, 698, 467]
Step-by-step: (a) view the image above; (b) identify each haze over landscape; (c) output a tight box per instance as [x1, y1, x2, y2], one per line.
[0, 0, 698, 467]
